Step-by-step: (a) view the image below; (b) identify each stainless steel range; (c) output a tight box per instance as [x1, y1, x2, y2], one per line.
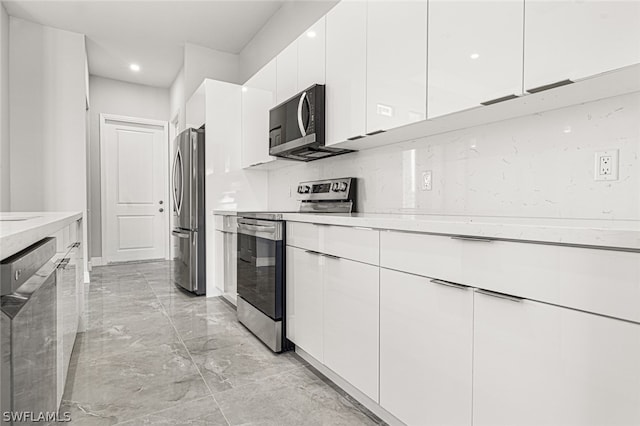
[236, 177, 356, 352]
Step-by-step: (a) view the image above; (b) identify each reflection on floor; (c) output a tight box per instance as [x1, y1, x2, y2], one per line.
[60, 261, 383, 425]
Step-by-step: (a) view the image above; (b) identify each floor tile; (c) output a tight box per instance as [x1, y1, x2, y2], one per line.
[64, 343, 209, 424]
[214, 368, 381, 426]
[61, 261, 382, 425]
[117, 396, 228, 426]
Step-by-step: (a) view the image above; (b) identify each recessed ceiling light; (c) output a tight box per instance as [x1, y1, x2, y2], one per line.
[470, 53, 480, 60]
[130, 63, 140, 72]
[307, 31, 317, 38]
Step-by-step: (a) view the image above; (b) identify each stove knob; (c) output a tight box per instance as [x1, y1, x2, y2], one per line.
[297, 185, 303, 194]
[303, 185, 311, 193]
[331, 182, 340, 192]
[339, 182, 348, 192]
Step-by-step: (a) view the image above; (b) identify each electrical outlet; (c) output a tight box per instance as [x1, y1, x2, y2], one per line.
[594, 150, 619, 181]
[421, 171, 432, 191]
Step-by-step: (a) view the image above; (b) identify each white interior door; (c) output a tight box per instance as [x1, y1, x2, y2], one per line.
[101, 115, 168, 263]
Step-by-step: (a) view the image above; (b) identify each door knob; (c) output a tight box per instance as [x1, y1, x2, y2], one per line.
[159, 208, 164, 213]
[159, 200, 164, 205]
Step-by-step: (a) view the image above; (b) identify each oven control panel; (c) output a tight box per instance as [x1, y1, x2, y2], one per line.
[297, 178, 355, 201]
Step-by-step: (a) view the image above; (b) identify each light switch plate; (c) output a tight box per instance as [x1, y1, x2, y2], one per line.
[594, 150, 619, 181]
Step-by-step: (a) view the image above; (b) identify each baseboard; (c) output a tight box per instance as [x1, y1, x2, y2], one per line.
[222, 293, 237, 307]
[206, 287, 223, 298]
[295, 348, 404, 426]
[91, 256, 104, 267]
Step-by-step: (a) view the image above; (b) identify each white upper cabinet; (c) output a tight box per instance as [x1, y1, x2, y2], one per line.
[524, 0, 640, 91]
[428, 0, 524, 118]
[366, 0, 427, 133]
[325, 0, 367, 146]
[298, 16, 326, 90]
[241, 59, 277, 168]
[276, 42, 298, 104]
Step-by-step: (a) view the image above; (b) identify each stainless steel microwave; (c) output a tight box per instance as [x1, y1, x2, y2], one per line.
[269, 84, 352, 161]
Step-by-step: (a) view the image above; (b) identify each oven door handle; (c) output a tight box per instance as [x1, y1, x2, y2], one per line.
[237, 223, 282, 241]
[238, 223, 276, 232]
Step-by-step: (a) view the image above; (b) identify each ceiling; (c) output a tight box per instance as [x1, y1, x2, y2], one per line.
[4, 1, 286, 87]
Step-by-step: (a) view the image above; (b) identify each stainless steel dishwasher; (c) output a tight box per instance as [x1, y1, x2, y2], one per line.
[1, 237, 58, 424]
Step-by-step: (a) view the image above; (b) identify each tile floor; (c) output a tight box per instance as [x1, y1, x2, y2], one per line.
[60, 261, 383, 425]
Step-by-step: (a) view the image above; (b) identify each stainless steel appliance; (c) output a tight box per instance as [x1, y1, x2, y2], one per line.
[171, 128, 206, 295]
[269, 85, 353, 161]
[236, 178, 357, 353]
[1, 238, 58, 423]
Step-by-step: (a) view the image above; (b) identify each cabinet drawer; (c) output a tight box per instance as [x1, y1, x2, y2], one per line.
[287, 222, 379, 265]
[286, 222, 320, 252]
[462, 240, 640, 323]
[380, 231, 463, 283]
[322, 225, 378, 265]
[381, 230, 640, 323]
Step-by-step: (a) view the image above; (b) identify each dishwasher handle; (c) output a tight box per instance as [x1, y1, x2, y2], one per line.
[0, 237, 57, 296]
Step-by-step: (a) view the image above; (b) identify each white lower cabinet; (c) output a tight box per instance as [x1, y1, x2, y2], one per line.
[473, 290, 640, 426]
[286, 246, 324, 362]
[323, 256, 379, 402]
[380, 268, 473, 426]
[52, 221, 82, 409]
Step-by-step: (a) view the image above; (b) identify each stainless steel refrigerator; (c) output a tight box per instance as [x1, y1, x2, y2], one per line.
[171, 128, 206, 295]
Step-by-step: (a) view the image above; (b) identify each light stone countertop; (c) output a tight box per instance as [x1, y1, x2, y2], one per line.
[281, 212, 640, 251]
[0, 212, 83, 259]
[212, 210, 237, 216]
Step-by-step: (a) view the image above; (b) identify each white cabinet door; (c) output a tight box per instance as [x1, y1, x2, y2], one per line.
[298, 17, 326, 90]
[241, 60, 277, 168]
[323, 256, 379, 401]
[186, 81, 206, 129]
[428, 0, 524, 118]
[380, 269, 473, 426]
[367, 0, 427, 133]
[325, 0, 367, 146]
[524, 0, 640, 91]
[286, 246, 324, 362]
[213, 230, 225, 293]
[276, 43, 298, 104]
[474, 291, 640, 426]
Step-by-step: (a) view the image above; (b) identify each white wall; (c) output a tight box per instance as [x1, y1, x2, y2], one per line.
[9, 17, 87, 214]
[269, 92, 640, 222]
[184, 43, 240, 101]
[238, 0, 338, 82]
[88, 75, 170, 257]
[0, 3, 9, 211]
[170, 67, 185, 132]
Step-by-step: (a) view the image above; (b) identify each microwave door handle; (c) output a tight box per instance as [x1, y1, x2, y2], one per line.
[297, 91, 307, 137]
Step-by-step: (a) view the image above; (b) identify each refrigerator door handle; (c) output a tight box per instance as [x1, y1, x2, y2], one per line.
[171, 229, 190, 239]
[172, 147, 183, 215]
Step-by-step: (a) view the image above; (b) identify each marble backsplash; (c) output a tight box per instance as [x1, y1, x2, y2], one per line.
[267, 91, 640, 221]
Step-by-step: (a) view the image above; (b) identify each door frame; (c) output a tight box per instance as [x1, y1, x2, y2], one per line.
[99, 113, 170, 264]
